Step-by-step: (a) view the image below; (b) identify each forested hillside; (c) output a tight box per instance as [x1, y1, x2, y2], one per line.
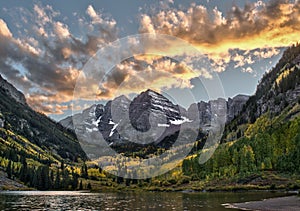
[181, 44, 300, 190]
[0, 75, 88, 190]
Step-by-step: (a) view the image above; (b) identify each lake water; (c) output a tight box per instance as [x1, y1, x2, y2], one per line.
[0, 190, 289, 210]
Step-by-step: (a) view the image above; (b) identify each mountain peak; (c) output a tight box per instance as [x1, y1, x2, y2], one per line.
[128, 88, 183, 132]
[113, 94, 130, 103]
[231, 94, 250, 100]
[142, 89, 161, 97]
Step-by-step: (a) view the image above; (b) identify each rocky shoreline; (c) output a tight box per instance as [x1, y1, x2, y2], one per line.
[0, 169, 30, 190]
[224, 195, 300, 211]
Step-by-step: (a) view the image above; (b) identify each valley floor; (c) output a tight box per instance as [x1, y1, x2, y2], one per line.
[1, 164, 299, 193]
[78, 171, 300, 194]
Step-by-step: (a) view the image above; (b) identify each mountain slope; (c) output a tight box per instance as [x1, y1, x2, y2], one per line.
[222, 44, 300, 143]
[181, 43, 300, 188]
[0, 75, 87, 162]
[0, 75, 27, 105]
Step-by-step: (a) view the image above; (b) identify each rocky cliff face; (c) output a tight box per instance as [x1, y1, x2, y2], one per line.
[227, 95, 249, 122]
[64, 90, 192, 153]
[129, 89, 183, 132]
[61, 89, 247, 157]
[186, 95, 248, 130]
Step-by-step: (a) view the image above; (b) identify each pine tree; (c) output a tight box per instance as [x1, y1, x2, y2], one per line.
[31, 169, 38, 188]
[87, 182, 92, 190]
[240, 145, 256, 174]
[39, 165, 50, 190]
[71, 171, 79, 190]
[79, 180, 83, 190]
[50, 170, 54, 189]
[6, 160, 12, 179]
[54, 169, 61, 189]
[81, 163, 88, 179]
[61, 169, 70, 189]
[36, 167, 43, 190]
[19, 158, 28, 183]
[61, 160, 65, 171]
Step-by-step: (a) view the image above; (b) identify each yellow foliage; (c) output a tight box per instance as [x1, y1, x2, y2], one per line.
[245, 113, 271, 137]
[88, 168, 105, 178]
[275, 66, 295, 87]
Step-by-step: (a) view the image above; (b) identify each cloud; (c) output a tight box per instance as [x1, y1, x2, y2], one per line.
[0, 0, 298, 116]
[140, 15, 156, 34]
[33, 4, 51, 25]
[0, 19, 12, 37]
[95, 56, 209, 99]
[242, 67, 254, 74]
[253, 47, 281, 59]
[0, 4, 118, 114]
[232, 52, 254, 68]
[86, 5, 100, 22]
[85, 5, 117, 40]
[139, 0, 300, 70]
[53, 21, 70, 38]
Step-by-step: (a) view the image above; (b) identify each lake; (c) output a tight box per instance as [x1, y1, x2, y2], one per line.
[0, 190, 290, 210]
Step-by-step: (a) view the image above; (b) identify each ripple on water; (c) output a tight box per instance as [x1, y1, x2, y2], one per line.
[0, 191, 292, 211]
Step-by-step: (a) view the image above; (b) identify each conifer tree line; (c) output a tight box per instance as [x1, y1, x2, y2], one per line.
[0, 150, 93, 190]
[182, 115, 300, 179]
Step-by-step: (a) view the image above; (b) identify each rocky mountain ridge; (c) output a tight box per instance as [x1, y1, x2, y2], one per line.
[61, 92, 248, 130]
[60, 89, 248, 157]
[0, 75, 27, 105]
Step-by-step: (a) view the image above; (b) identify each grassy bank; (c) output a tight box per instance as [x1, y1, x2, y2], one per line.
[75, 170, 300, 193]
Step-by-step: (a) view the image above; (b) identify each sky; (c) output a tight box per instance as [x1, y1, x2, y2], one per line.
[0, 0, 299, 121]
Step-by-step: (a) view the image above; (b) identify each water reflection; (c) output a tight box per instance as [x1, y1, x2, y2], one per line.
[0, 191, 289, 210]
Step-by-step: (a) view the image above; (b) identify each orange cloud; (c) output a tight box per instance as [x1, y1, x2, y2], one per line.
[0, 4, 118, 115]
[0, 19, 12, 37]
[2, 1, 297, 116]
[92, 56, 210, 100]
[139, 0, 300, 65]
